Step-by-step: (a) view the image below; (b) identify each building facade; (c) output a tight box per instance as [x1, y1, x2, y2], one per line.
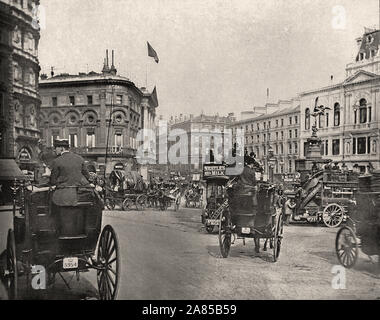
[229, 101, 300, 176]
[157, 113, 235, 178]
[299, 28, 380, 172]
[39, 52, 158, 175]
[0, 0, 41, 174]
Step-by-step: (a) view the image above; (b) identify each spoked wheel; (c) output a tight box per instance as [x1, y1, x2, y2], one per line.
[206, 225, 214, 234]
[273, 214, 283, 262]
[122, 198, 134, 211]
[335, 226, 358, 268]
[97, 225, 120, 300]
[323, 204, 344, 228]
[136, 195, 147, 211]
[218, 210, 232, 258]
[6, 229, 18, 300]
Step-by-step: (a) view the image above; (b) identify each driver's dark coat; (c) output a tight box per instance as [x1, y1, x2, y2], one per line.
[50, 151, 91, 206]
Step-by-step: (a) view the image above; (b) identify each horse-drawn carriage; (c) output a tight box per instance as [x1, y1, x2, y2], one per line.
[104, 170, 147, 211]
[185, 185, 202, 208]
[219, 181, 283, 262]
[201, 165, 231, 233]
[335, 174, 380, 268]
[1, 180, 120, 300]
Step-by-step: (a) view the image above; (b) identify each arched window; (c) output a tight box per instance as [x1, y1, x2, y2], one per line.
[359, 98, 367, 123]
[334, 103, 340, 126]
[305, 108, 310, 130]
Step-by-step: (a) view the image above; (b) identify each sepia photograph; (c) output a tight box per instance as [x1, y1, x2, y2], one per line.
[0, 0, 379, 306]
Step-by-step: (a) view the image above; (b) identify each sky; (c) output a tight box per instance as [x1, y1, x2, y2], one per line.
[38, 0, 379, 119]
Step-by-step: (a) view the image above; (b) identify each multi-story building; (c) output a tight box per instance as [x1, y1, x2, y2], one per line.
[39, 51, 158, 175]
[157, 113, 235, 178]
[299, 28, 380, 173]
[229, 100, 300, 176]
[0, 0, 41, 174]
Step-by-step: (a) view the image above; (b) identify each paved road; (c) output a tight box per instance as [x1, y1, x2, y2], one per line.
[1, 206, 380, 299]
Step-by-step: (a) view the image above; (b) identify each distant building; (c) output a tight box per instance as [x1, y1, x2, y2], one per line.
[39, 50, 158, 175]
[229, 100, 300, 176]
[0, 0, 41, 174]
[157, 113, 235, 178]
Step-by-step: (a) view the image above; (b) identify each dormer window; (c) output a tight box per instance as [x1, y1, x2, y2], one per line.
[370, 49, 377, 58]
[367, 34, 374, 44]
[359, 52, 365, 61]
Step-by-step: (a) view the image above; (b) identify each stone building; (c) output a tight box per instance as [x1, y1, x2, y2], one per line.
[229, 100, 300, 177]
[299, 28, 380, 172]
[0, 0, 41, 174]
[38, 51, 158, 175]
[157, 113, 235, 178]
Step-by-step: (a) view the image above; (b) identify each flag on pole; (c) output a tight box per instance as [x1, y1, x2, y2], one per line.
[147, 42, 159, 63]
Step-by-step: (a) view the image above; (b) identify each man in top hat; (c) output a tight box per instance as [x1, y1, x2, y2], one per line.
[50, 139, 91, 206]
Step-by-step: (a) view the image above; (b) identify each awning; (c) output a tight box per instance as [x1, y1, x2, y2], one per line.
[0, 158, 27, 180]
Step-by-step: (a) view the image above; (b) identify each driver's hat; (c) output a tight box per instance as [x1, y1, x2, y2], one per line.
[53, 139, 69, 148]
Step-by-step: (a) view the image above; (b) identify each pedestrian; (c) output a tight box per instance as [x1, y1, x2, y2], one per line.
[284, 198, 297, 225]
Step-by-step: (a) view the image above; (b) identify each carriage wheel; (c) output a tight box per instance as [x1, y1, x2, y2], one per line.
[206, 225, 214, 234]
[122, 198, 134, 211]
[218, 211, 231, 258]
[335, 226, 358, 268]
[6, 229, 18, 300]
[272, 214, 283, 262]
[136, 195, 147, 211]
[97, 225, 120, 300]
[323, 204, 344, 228]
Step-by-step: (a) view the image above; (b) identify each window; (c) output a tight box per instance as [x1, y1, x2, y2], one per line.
[263, 122, 266, 129]
[52, 97, 57, 107]
[289, 160, 292, 172]
[332, 139, 340, 155]
[263, 134, 266, 142]
[251, 124, 254, 131]
[69, 133, 77, 148]
[294, 142, 298, 154]
[370, 49, 377, 58]
[257, 123, 260, 131]
[294, 116, 298, 124]
[281, 131, 284, 140]
[87, 95, 93, 105]
[257, 135, 260, 143]
[305, 108, 310, 130]
[295, 129, 298, 138]
[69, 96, 75, 106]
[276, 120, 278, 127]
[333, 103, 340, 126]
[275, 144, 278, 154]
[326, 113, 329, 127]
[289, 143, 292, 154]
[276, 132, 278, 140]
[116, 94, 123, 104]
[281, 119, 284, 127]
[280, 143, 283, 154]
[358, 52, 364, 61]
[367, 137, 371, 154]
[256, 146, 259, 157]
[325, 140, 329, 155]
[356, 137, 367, 154]
[114, 132, 123, 147]
[353, 137, 356, 154]
[268, 121, 271, 128]
[268, 133, 271, 141]
[86, 133, 95, 148]
[51, 133, 60, 146]
[289, 130, 292, 139]
[289, 117, 292, 125]
[263, 145, 266, 156]
[359, 98, 367, 123]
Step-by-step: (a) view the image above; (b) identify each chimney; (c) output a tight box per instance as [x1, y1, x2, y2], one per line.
[50, 66, 54, 77]
[106, 49, 109, 68]
[102, 50, 111, 74]
[110, 50, 117, 75]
